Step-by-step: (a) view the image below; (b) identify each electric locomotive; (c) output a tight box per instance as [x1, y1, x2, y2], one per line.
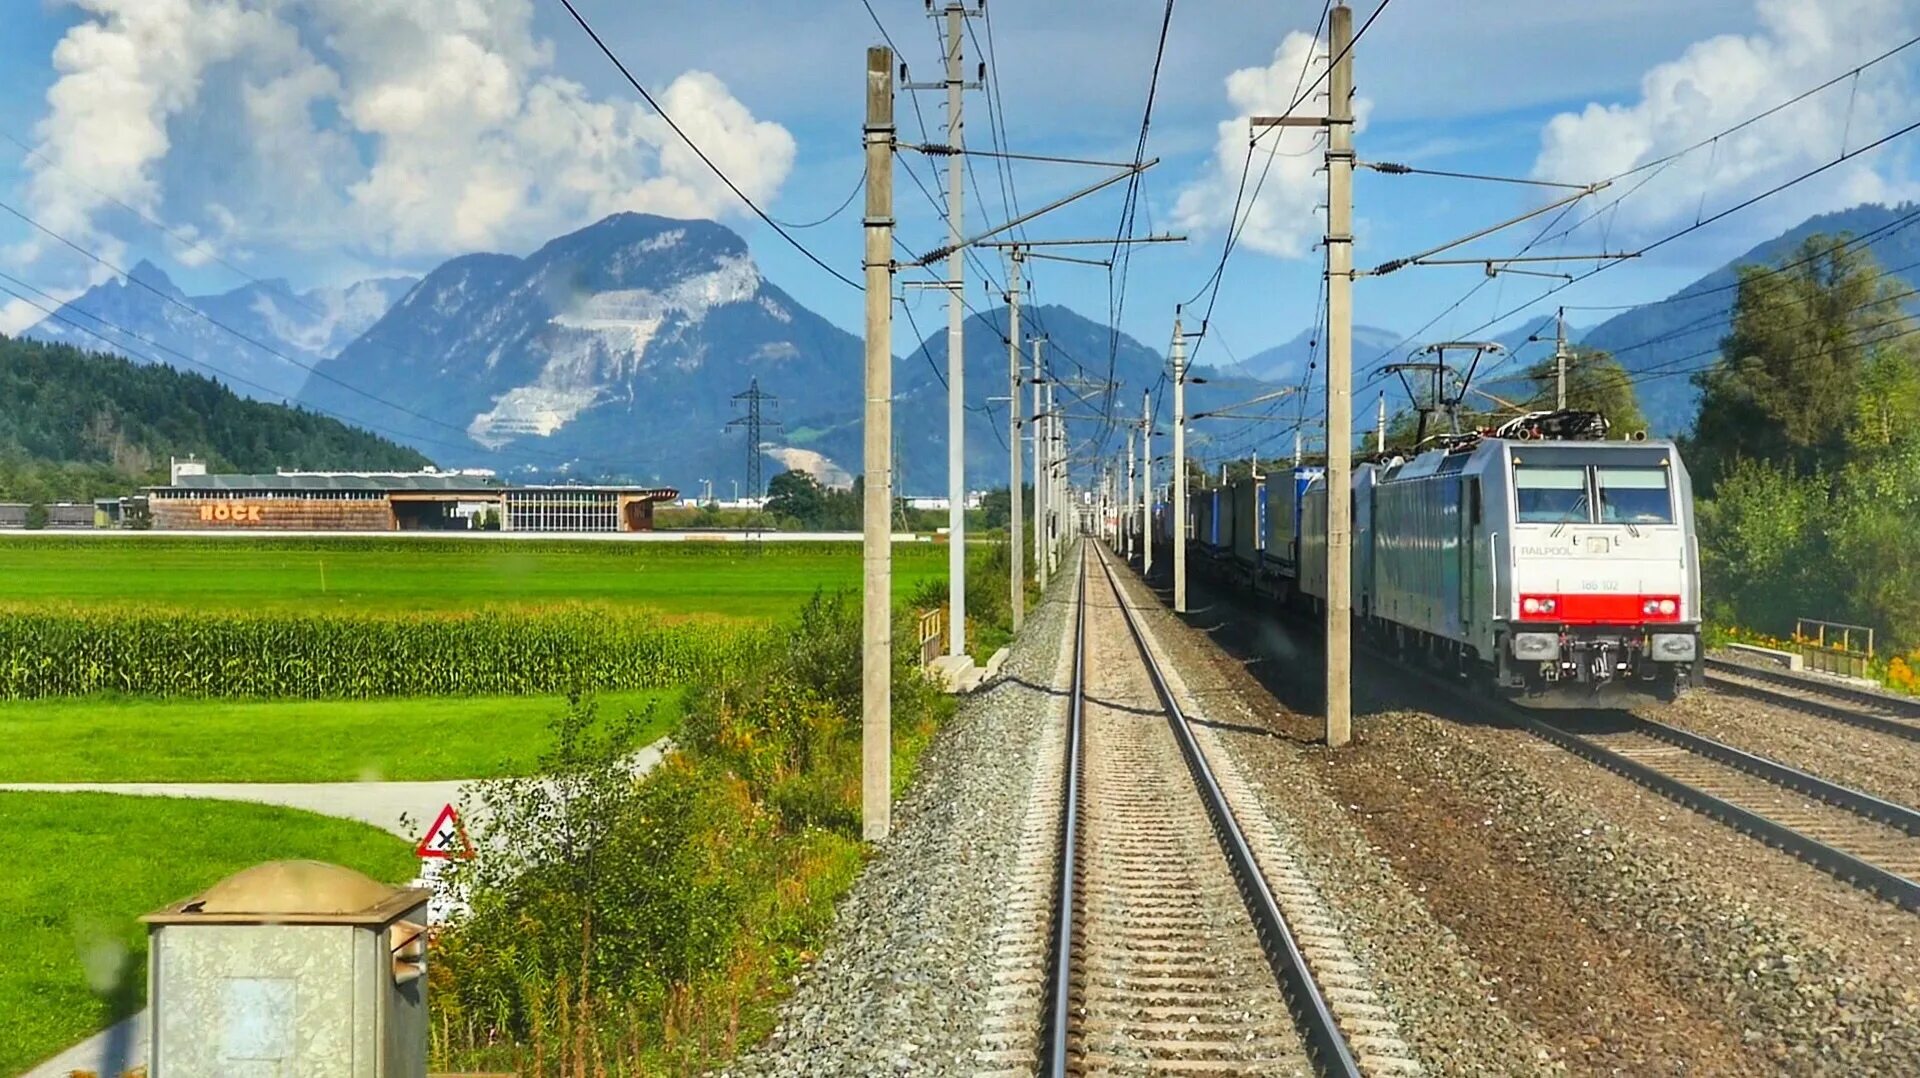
[1300, 411, 1701, 705]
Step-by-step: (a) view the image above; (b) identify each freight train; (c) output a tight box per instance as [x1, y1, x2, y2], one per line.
[1145, 411, 1701, 707]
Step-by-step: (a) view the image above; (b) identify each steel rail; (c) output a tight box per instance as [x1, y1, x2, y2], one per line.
[1519, 712, 1920, 911]
[1374, 652, 1920, 912]
[1629, 716, 1920, 835]
[1041, 548, 1086, 1076]
[1093, 545, 1362, 1078]
[1170, 557, 1920, 915]
[1705, 658, 1920, 743]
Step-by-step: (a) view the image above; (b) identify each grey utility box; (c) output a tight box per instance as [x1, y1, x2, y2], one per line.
[142, 860, 430, 1078]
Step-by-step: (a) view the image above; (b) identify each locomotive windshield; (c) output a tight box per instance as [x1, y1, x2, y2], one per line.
[1514, 466, 1588, 523]
[1513, 462, 1675, 525]
[1596, 466, 1674, 524]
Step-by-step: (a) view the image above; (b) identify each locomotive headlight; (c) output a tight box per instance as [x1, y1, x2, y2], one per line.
[1512, 632, 1559, 660]
[1642, 599, 1660, 615]
[1658, 598, 1677, 616]
[1541, 598, 1556, 613]
[1522, 597, 1540, 614]
[1651, 633, 1697, 660]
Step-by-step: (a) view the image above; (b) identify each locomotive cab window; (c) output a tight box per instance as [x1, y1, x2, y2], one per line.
[1596, 466, 1674, 524]
[1513, 466, 1589, 523]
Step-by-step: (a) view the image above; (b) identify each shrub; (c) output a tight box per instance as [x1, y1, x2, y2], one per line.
[430, 591, 956, 1075]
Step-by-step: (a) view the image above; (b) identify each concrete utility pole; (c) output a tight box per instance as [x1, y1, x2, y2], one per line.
[1032, 338, 1046, 589]
[1141, 388, 1153, 578]
[1007, 250, 1025, 631]
[1377, 391, 1386, 453]
[1262, 9, 1355, 746]
[1125, 427, 1136, 561]
[1554, 305, 1569, 410]
[1171, 313, 1189, 614]
[1323, 4, 1356, 749]
[1049, 380, 1062, 572]
[1043, 378, 1057, 573]
[861, 46, 895, 842]
[941, 3, 969, 658]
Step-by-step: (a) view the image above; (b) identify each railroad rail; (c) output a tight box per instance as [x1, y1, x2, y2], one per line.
[1251, 600, 1920, 913]
[1367, 645, 1920, 912]
[1033, 544, 1403, 1076]
[1520, 712, 1920, 910]
[1704, 657, 1920, 743]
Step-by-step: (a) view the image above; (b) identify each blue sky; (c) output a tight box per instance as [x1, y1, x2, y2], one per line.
[3, 0, 1916, 368]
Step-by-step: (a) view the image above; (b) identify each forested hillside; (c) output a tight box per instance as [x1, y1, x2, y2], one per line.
[0, 334, 432, 503]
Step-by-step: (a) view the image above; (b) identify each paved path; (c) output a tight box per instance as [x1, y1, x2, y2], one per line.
[0, 739, 671, 840]
[12, 739, 671, 1078]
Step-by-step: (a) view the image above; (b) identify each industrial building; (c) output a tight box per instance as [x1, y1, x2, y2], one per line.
[0, 502, 95, 528]
[143, 462, 677, 533]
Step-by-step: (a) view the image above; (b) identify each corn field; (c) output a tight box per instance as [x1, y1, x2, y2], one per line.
[0, 610, 759, 699]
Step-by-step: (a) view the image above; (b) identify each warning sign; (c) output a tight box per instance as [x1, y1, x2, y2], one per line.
[415, 803, 475, 860]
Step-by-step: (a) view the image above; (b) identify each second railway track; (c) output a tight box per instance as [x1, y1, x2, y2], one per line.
[1029, 543, 1423, 1077]
[1703, 656, 1920, 742]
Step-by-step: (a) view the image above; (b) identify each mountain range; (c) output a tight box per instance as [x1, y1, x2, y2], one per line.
[28, 202, 1920, 492]
[26, 264, 416, 403]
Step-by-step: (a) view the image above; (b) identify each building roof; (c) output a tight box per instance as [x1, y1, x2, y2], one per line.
[166, 473, 503, 492]
[153, 472, 676, 497]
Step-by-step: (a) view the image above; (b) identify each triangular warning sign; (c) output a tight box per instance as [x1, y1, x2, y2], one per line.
[415, 803, 475, 860]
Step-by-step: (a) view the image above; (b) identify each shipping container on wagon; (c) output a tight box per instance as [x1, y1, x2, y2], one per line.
[1298, 463, 1376, 607]
[1262, 466, 1324, 577]
[1231, 476, 1262, 567]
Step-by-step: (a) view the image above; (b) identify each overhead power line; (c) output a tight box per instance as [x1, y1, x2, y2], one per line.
[1102, 0, 1177, 427]
[1563, 205, 1920, 315]
[769, 165, 867, 229]
[553, 0, 860, 289]
[1363, 34, 1920, 379]
[1606, 33, 1920, 186]
[1462, 112, 1920, 389]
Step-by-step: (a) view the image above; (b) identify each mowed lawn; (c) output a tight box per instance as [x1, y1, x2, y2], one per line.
[0, 537, 949, 618]
[0, 792, 417, 1075]
[0, 690, 680, 783]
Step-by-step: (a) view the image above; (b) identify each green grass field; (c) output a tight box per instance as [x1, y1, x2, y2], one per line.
[0, 792, 417, 1075]
[0, 537, 949, 618]
[0, 690, 679, 783]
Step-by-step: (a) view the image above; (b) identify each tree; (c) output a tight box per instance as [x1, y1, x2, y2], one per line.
[763, 469, 859, 529]
[977, 486, 1031, 530]
[1690, 234, 1914, 489]
[764, 469, 827, 525]
[1520, 346, 1649, 435]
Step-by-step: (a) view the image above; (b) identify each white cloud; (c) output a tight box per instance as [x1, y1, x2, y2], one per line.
[1, 296, 50, 335]
[1172, 31, 1371, 260]
[15, 0, 795, 280]
[1532, 0, 1919, 232]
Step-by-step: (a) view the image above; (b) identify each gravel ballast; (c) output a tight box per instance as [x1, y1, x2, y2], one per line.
[1113, 558, 1920, 1075]
[724, 552, 1078, 1077]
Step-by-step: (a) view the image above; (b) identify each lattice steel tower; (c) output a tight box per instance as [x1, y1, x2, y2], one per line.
[727, 378, 782, 498]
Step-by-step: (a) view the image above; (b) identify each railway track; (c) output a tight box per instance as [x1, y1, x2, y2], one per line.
[1165, 563, 1920, 918]
[1516, 711, 1920, 910]
[1703, 657, 1920, 743]
[1022, 544, 1423, 1076]
[1268, 606, 1920, 914]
